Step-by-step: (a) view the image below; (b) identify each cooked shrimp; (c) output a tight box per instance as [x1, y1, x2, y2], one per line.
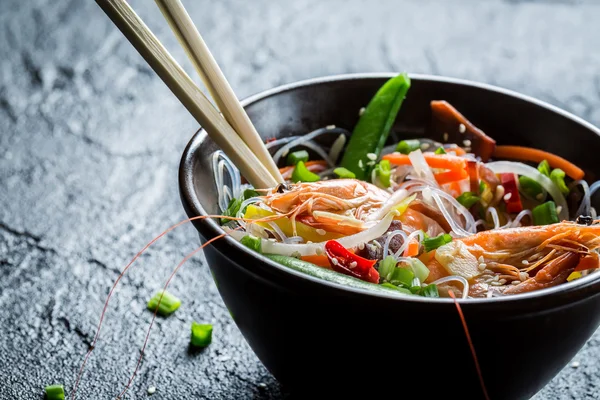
[262, 179, 390, 235]
[425, 221, 600, 298]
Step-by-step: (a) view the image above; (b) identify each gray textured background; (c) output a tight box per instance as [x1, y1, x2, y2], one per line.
[1, 0, 600, 398]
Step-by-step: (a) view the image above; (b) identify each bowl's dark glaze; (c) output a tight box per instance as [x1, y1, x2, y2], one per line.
[179, 74, 600, 399]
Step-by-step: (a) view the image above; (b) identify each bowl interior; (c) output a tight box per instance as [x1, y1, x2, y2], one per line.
[181, 73, 600, 302]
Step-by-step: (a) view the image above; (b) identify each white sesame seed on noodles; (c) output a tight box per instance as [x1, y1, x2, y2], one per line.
[504, 192, 512, 201]
[366, 153, 377, 161]
[359, 107, 366, 116]
[459, 123, 466, 133]
[326, 125, 336, 130]
[463, 139, 472, 147]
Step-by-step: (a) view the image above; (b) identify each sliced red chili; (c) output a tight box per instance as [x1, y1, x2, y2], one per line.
[467, 160, 480, 194]
[500, 173, 523, 213]
[324, 240, 379, 283]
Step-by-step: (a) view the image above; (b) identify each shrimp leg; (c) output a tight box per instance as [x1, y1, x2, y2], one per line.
[503, 252, 580, 295]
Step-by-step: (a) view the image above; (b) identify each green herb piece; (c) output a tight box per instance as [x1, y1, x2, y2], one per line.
[406, 258, 430, 282]
[550, 168, 570, 196]
[456, 192, 480, 209]
[147, 290, 181, 316]
[191, 322, 213, 347]
[422, 233, 453, 252]
[379, 255, 397, 281]
[339, 73, 411, 179]
[240, 234, 262, 253]
[243, 188, 260, 199]
[45, 385, 65, 400]
[389, 267, 415, 288]
[286, 150, 309, 166]
[479, 180, 486, 194]
[291, 161, 320, 183]
[518, 175, 544, 200]
[396, 139, 421, 155]
[333, 167, 356, 179]
[374, 159, 392, 188]
[435, 147, 447, 154]
[538, 159, 551, 177]
[532, 201, 559, 225]
[420, 284, 439, 298]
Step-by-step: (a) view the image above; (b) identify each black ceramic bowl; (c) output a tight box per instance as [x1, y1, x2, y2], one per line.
[179, 73, 600, 399]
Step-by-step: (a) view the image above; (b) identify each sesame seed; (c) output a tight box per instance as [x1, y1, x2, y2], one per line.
[490, 281, 503, 286]
[556, 206, 563, 214]
[148, 386, 156, 395]
[366, 160, 376, 167]
[420, 143, 431, 150]
[358, 160, 364, 169]
[478, 263, 487, 271]
[258, 382, 268, 388]
[511, 280, 520, 285]
[494, 275, 500, 282]
[359, 107, 366, 116]
[443, 132, 449, 141]
[316, 247, 323, 255]
[459, 123, 466, 133]
[571, 361, 580, 368]
[358, 242, 365, 250]
[331, 258, 339, 266]
[478, 256, 484, 263]
[536, 193, 545, 201]
[486, 291, 493, 298]
[316, 229, 326, 235]
[306, 241, 313, 244]
[522, 260, 529, 265]
[349, 261, 358, 269]
[499, 279, 507, 285]
[366, 153, 377, 161]
[326, 125, 336, 130]
[504, 193, 512, 201]
[519, 272, 529, 281]
[463, 139, 472, 147]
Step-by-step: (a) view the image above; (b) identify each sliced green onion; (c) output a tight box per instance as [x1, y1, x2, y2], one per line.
[479, 180, 486, 194]
[389, 267, 414, 287]
[379, 255, 397, 281]
[422, 233, 453, 252]
[538, 159, 551, 177]
[286, 150, 309, 166]
[221, 197, 242, 224]
[550, 168, 569, 196]
[243, 188, 259, 199]
[45, 385, 65, 400]
[532, 201, 559, 225]
[518, 175, 544, 200]
[395, 139, 420, 154]
[420, 284, 439, 298]
[147, 290, 181, 316]
[291, 161, 320, 183]
[191, 322, 213, 347]
[435, 147, 447, 155]
[409, 277, 422, 292]
[406, 258, 430, 282]
[375, 159, 392, 187]
[456, 192, 480, 209]
[333, 167, 356, 179]
[380, 282, 412, 294]
[240, 234, 262, 253]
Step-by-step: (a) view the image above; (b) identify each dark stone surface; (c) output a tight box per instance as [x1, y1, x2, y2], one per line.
[1, 0, 600, 398]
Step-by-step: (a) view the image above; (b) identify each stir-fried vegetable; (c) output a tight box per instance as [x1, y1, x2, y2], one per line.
[147, 290, 181, 316]
[333, 167, 356, 179]
[456, 192, 480, 209]
[500, 173, 523, 213]
[241, 234, 262, 253]
[423, 233, 453, 252]
[45, 385, 65, 400]
[339, 73, 411, 179]
[190, 322, 213, 347]
[519, 175, 544, 200]
[286, 150, 309, 166]
[374, 159, 392, 187]
[396, 139, 420, 154]
[292, 160, 320, 182]
[550, 168, 570, 196]
[324, 240, 379, 283]
[532, 201, 559, 225]
[493, 145, 584, 180]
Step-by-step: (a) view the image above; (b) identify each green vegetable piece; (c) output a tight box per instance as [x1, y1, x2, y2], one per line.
[380, 282, 412, 294]
[532, 201, 559, 226]
[390, 267, 414, 287]
[406, 258, 430, 282]
[191, 322, 213, 347]
[456, 192, 480, 209]
[379, 255, 397, 281]
[422, 233, 453, 252]
[519, 175, 544, 200]
[45, 385, 65, 400]
[220, 189, 259, 224]
[286, 150, 309, 166]
[420, 284, 439, 298]
[333, 167, 356, 179]
[550, 168, 570, 196]
[340, 73, 411, 179]
[435, 146, 447, 155]
[240, 234, 262, 253]
[479, 180, 486, 194]
[291, 161, 320, 183]
[147, 290, 181, 316]
[374, 159, 392, 188]
[243, 188, 260, 199]
[538, 160, 551, 177]
[264, 254, 411, 296]
[396, 139, 421, 155]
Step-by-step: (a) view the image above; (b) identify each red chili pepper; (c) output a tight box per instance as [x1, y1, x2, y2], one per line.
[500, 173, 523, 213]
[324, 240, 379, 283]
[467, 160, 480, 194]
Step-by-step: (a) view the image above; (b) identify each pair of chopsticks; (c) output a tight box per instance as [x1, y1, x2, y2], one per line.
[96, 0, 283, 189]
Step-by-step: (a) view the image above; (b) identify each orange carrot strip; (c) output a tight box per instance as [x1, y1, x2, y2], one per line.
[383, 152, 467, 171]
[434, 169, 468, 185]
[492, 145, 584, 180]
[403, 239, 420, 257]
[574, 254, 599, 272]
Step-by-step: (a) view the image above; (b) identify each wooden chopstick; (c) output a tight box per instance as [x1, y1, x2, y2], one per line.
[96, 0, 279, 189]
[154, 0, 284, 183]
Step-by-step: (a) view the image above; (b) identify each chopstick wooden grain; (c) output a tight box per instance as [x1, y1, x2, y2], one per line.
[96, 0, 279, 189]
[154, 0, 284, 183]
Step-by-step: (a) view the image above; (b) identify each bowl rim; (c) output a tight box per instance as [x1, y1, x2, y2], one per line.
[179, 72, 600, 305]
